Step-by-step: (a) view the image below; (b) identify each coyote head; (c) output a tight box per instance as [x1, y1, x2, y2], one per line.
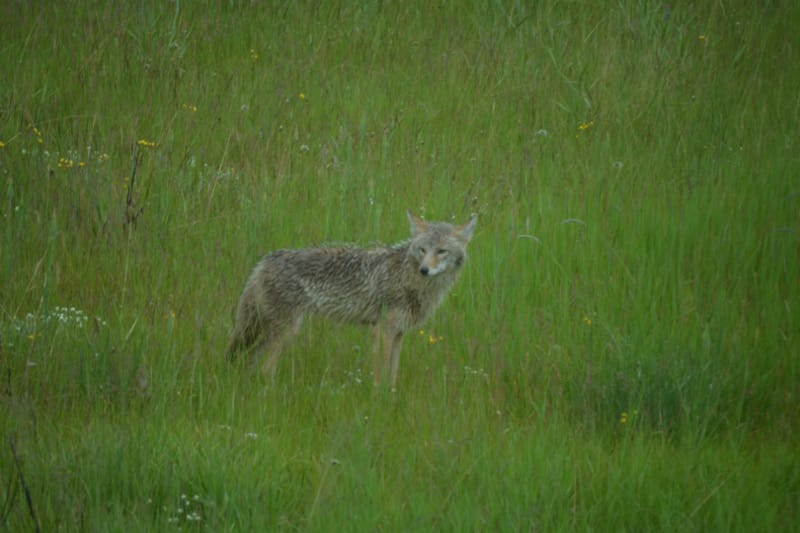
[406, 210, 477, 277]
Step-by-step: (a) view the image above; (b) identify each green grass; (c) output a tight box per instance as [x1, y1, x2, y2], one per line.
[1, 0, 798, 530]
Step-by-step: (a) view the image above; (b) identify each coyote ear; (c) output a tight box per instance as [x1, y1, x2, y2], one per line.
[458, 215, 477, 242]
[407, 209, 426, 235]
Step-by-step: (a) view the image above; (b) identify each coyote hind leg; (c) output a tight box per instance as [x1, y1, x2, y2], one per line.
[257, 313, 305, 378]
[226, 312, 262, 361]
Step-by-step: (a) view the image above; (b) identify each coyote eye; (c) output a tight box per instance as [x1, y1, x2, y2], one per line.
[419, 247, 426, 254]
[436, 249, 448, 256]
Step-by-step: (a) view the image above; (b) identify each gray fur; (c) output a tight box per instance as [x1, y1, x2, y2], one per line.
[227, 210, 477, 387]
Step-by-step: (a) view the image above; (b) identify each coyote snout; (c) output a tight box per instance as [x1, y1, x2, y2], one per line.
[227, 210, 477, 388]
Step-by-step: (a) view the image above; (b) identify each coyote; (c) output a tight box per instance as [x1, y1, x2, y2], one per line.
[227, 210, 477, 387]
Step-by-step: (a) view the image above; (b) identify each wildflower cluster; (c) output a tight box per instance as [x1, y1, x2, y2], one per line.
[42, 306, 92, 328]
[54, 148, 104, 170]
[344, 367, 364, 385]
[620, 409, 639, 425]
[418, 329, 443, 345]
[137, 139, 158, 148]
[181, 103, 197, 112]
[576, 120, 595, 139]
[5, 307, 107, 347]
[57, 157, 86, 168]
[249, 48, 258, 60]
[0, 140, 5, 148]
[161, 493, 203, 526]
[464, 365, 489, 379]
[333, 367, 367, 393]
[29, 125, 43, 144]
[18, 147, 111, 171]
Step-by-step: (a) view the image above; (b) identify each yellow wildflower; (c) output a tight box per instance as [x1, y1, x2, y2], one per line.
[29, 125, 44, 144]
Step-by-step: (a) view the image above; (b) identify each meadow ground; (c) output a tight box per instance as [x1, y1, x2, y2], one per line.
[1, 1, 798, 530]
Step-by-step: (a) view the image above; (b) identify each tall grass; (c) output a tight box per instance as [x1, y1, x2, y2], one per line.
[2, 0, 798, 530]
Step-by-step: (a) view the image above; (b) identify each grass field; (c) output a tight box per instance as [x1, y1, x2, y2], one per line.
[2, 0, 798, 530]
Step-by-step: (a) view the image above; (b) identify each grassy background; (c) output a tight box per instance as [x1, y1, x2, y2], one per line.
[1, 0, 798, 530]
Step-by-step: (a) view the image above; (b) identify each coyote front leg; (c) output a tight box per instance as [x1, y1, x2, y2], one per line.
[387, 332, 405, 388]
[373, 313, 405, 387]
[372, 324, 388, 386]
